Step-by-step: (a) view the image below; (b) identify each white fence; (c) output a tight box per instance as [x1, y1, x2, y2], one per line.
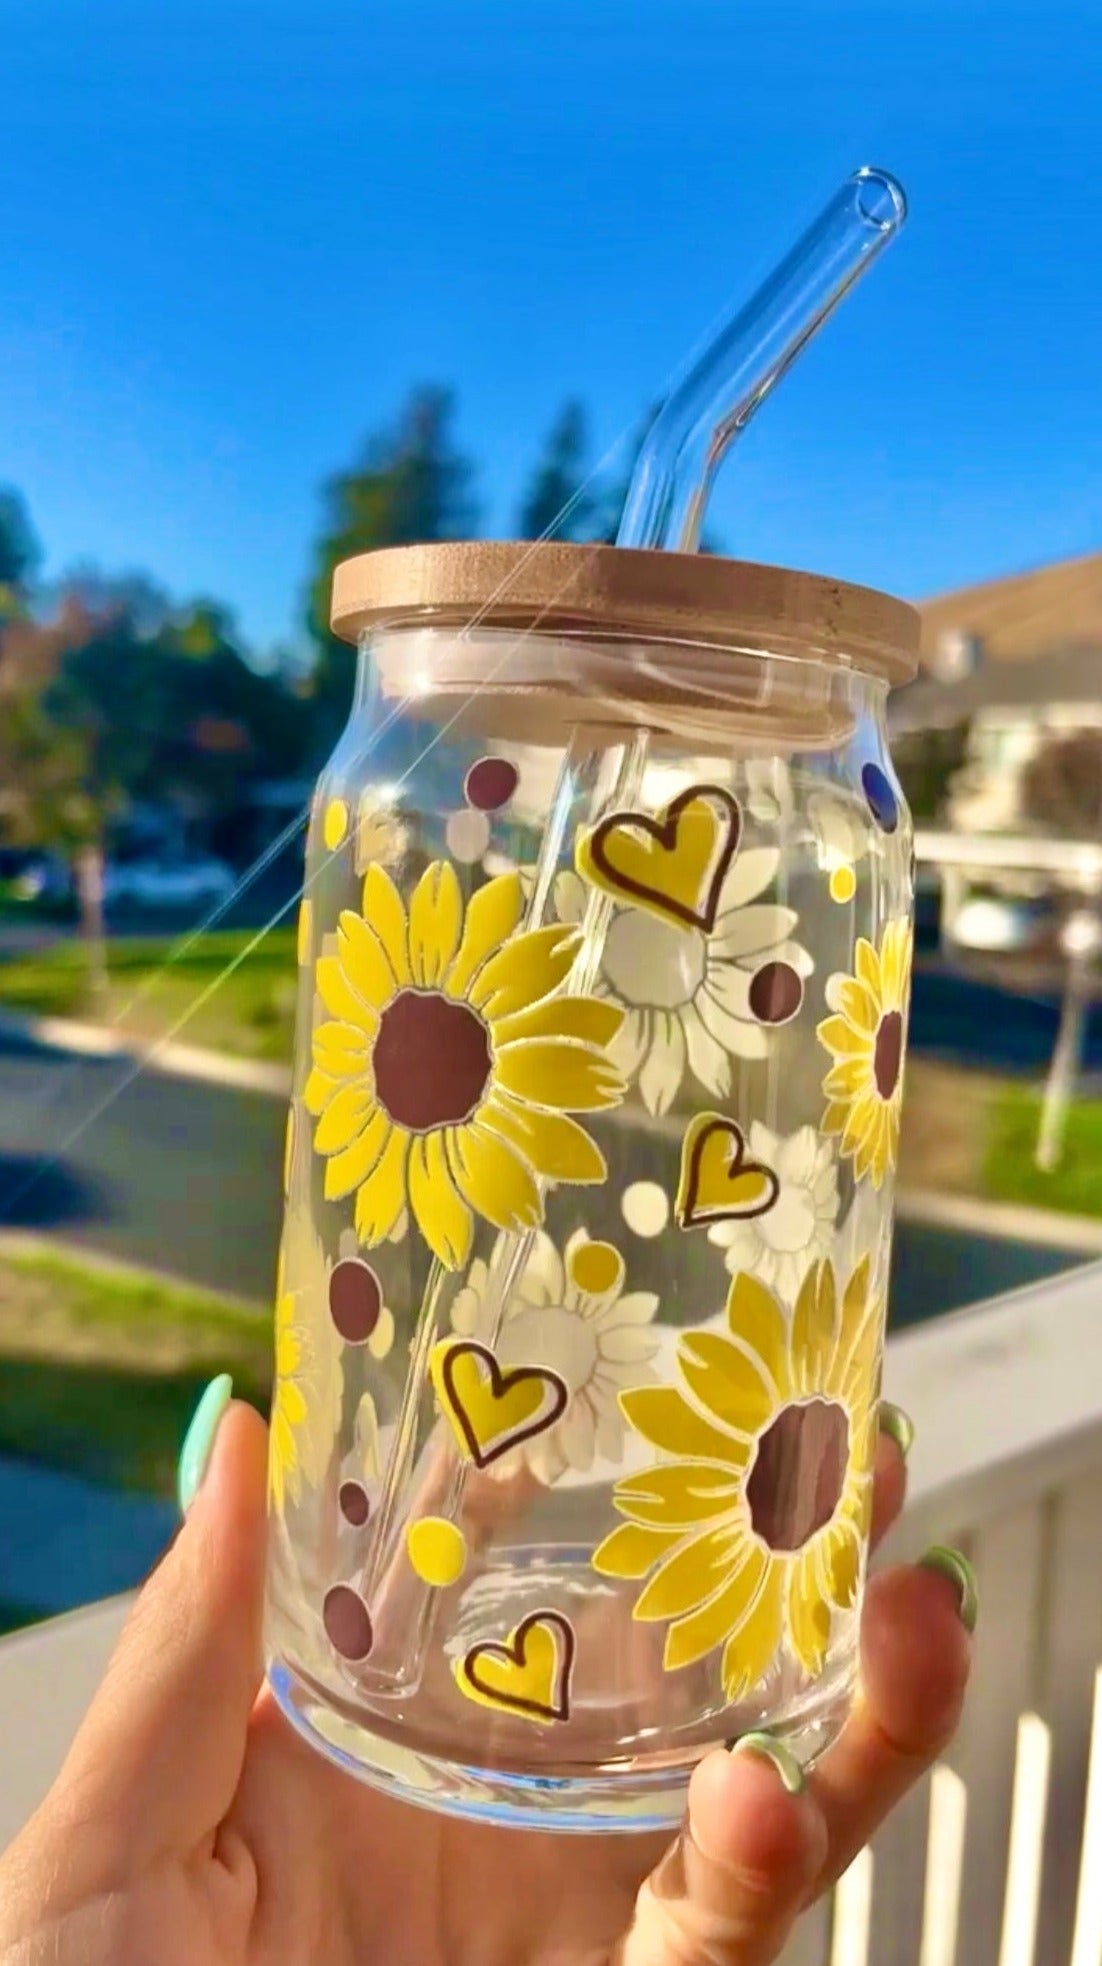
[788, 1258, 1102, 1966]
[3, 1261, 1102, 1966]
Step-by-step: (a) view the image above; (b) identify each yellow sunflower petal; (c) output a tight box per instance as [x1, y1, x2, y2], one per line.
[620, 1386, 750, 1467]
[312, 1019, 372, 1078]
[881, 920, 911, 1007]
[316, 954, 383, 1033]
[724, 1275, 793, 1400]
[354, 1128, 408, 1244]
[493, 1038, 624, 1113]
[665, 1539, 768, 1671]
[494, 995, 624, 1049]
[830, 1256, 873, 1386]
[591, 1521, 683, 1579]
[323, 1106, 389, 1200]
[820, 1516, 862, 1610]
[821, 1100, 849, 1137]
[314, 1082, 375, 1155]
[818, 1013, 871, 1060]
[479, 1097, 607, 1185]
[470, 924, 581, 1020]
[790, 1261, 837, 1398]
[842, 1087, 880, 1159]
[836, 978, 880, 1033]
[408, 1128, 472, 1269]
[613, 1461, 744, 1530]
[721, 1558, 785, 1699]
[337, 912, 399, 1010]
[786, 1545, 832, 1677]
[855, 937, 883, 1000]
[446, 872, 524, 999]
[279, 1379, 308, 1427]
[634, 1523, 742, 1623]
[304, 1066, 339, 1116]
[447, 1123, 542, 1234]
[824, 1056, 874, 1098]
[361, 863, 411, 984]
[678, 1332, 776, 1436]
[408, 861, 463, 989]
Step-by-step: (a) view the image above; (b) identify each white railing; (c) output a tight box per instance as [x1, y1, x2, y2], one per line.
[4, 1261, 1102, 1966]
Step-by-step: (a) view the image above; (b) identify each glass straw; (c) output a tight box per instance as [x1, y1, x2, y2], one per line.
[357, 164, 908, 1694]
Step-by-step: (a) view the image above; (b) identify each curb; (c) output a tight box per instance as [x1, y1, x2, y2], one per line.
[0, 1009, 291, 1099]
[895, 1184, 1102, 1256]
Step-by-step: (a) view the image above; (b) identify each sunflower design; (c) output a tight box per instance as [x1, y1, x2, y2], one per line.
[818, 919, 913, 1190]
[269, 1212, 344, 1514]
[554, 850, 812, 1119]
[450, 1229, 661, 1482]
[592, 1258, 881, 1694]
[305, 863, 625, 1270]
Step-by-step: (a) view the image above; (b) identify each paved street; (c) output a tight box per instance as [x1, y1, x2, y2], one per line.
[0, 967, 1084, 1325]
[0, 1024, 285, 1303]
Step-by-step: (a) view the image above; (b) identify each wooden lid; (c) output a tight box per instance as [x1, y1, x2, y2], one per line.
[331, 540, 919, 687]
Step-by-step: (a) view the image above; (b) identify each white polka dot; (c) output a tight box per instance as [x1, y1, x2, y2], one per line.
[481, 848, 516, 877]
[446, 808, 491, 864]
[621, 1181, 670, 1238]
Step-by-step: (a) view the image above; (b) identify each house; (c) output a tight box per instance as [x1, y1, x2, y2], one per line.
[891, 551, 1102, 834]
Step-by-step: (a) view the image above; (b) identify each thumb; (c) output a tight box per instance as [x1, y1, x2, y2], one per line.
[45, 1381, 268, 1870]
[615, 1741, 828, 1966]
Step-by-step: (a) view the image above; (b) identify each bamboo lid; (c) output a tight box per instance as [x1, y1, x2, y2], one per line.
[330, 541, 919, 687]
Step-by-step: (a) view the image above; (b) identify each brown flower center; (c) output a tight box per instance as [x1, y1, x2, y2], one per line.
[372, 988, 491, 1132]
[873, 1009, 903, 1100]
[747, 1398, 849, 1552]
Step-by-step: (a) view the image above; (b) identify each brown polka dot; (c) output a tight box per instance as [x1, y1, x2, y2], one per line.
[339, 1480, 371, 1527]
[748, 960, 804, 1026]
[328, 1260, 382, 1344]
[464, 757, 519, 812]
[323, 1584, 374, 1661]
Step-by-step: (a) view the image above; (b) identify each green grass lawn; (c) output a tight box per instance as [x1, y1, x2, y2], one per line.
[0, 1242, 272, 1497]
[0, 929, 297, 1061]
[983, 1084, 1102, 1221]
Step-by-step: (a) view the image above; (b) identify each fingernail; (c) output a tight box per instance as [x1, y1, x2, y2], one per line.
[177, 1374, 233, 1514]
[919, 1545, 979, 1634]
[728, 1731, 805, 1795]
[879, 1400, 915, 1459]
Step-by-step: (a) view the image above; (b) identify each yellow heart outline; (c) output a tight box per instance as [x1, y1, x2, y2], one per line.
[576, 782, 741, 932]
[675, 1112, 780, 1228]
[430, 1338, 568, 1469]
[456, 1609, 576, 1725]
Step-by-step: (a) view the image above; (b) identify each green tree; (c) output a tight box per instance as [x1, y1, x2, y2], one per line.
[0, 488, 41, 621]
[515, 400, 597, 541]
[306, 386, 479, 732]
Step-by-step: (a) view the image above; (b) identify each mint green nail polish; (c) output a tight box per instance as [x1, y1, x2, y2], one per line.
[177, 1374, 233, 1513]
[729, 1731, 805, 1795]
[919, 1545, 979, 1634]
[879, 1400, 915, 1459]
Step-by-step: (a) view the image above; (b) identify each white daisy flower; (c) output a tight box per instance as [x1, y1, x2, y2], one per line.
[555, 849, 813, 1118]
[707, 1121, 839, 1306]
[449, 1229, 660, 1482]
[808, 788, 871, 874]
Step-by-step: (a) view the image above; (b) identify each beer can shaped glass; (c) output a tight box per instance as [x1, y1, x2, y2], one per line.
[264, 541, 919, 1830]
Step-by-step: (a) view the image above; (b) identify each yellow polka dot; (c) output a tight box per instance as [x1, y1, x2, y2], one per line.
[406, 1517, 468, 1587]
[829, 864, 857, 905]
[296, 898, 313, 966]
[323, 798, 349, 851]
[367, 1304, 395, 1361]
[568, 1238, 624, 1297]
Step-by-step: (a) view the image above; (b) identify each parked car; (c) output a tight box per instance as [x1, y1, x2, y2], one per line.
[0, 848, 74, 912]
[102, 857, 237, 912]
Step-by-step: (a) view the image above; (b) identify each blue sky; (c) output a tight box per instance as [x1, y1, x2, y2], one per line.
[6, 0, 1100, 657]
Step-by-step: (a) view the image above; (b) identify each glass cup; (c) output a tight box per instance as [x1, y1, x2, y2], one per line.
[264, 541, 919, 1830]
